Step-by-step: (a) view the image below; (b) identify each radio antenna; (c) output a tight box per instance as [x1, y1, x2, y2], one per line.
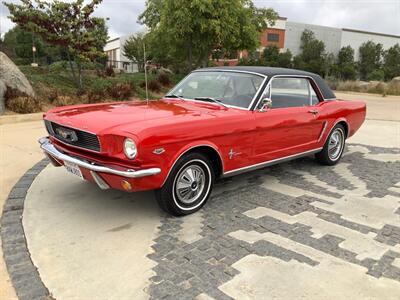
[143, 41, 149, 105]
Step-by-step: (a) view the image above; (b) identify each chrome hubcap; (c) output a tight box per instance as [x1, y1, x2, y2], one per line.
[328, 129, 344, 160]
[175, 165, 205, 204]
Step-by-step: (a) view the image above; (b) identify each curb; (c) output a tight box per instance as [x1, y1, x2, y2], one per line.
[1, 159, 51, 300]
[0, 113, 43, 125]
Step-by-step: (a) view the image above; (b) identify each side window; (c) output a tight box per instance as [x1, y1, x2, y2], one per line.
[270, 78, 319, 109]
[310, 85, 319, 105]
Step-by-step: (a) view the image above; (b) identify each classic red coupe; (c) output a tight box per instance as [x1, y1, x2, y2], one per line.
[39, 67, 366, 216]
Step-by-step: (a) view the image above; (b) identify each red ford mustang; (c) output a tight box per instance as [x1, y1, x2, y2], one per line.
[39, 67, 366, 216]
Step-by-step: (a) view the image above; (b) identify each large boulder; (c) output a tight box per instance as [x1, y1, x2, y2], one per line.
[0, 51, 35, 114]
[392, 76, 400, 83]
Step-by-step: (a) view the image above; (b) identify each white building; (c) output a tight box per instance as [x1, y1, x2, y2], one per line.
[272, 20, 399, 60]
[104, 35, 138, 73]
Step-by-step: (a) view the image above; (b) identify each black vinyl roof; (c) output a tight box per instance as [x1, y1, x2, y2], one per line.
[196, 66, 336, 100]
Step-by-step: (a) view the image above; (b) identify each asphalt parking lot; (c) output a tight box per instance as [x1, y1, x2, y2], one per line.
[1, 92, 399, 299]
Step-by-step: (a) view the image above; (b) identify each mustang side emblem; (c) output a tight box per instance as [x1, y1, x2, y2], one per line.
[228, 148, 241, 159]
[153, 148, 165, 155]
[55, 127, 78, 142]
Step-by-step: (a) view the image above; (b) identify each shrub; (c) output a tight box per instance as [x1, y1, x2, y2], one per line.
[367, 69, 385, 81]
[49, 61, 68, 73]
[4, 87, 26, 99]
[87, 90, 105, 103]
[157, 73, 171, 86]
[47, 89, 59, 103]
[6, 96, 41, 114]
[148, 80, 162, 92]
[53, 95, 76, 107]
[107, 83, 134, 100]
[105, 65, 115, 77]
[207, 60, 217, 67]
[325, 77, 339, 90]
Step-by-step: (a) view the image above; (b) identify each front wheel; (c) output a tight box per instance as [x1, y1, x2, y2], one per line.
[155, 152, 214, 216]
[315, 124, 346, 166]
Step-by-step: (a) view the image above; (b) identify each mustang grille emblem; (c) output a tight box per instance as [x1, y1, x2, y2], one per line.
[55, 127, 78, 142]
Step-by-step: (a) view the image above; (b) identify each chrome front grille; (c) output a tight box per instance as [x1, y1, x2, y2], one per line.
[44, 120, 101, 152]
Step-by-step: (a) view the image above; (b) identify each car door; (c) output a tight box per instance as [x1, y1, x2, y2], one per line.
[253, 77, 326, 163]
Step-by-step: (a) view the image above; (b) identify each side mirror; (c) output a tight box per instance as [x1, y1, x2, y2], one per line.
[259, 98, 272, 112]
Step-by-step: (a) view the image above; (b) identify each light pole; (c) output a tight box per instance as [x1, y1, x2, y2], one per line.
[31, 32, 37, 67]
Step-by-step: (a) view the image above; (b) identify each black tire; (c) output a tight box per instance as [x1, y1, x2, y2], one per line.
[155, 152, 215, 216]
[315, 124, 346, 166]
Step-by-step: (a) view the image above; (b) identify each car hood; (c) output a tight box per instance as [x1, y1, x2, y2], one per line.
[44, 99, 226, 135]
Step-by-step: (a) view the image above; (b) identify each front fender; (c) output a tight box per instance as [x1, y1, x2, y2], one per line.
[160, 140, 225, 186]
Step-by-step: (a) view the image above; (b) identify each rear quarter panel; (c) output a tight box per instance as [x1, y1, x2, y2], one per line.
[318, 99, 366, 145]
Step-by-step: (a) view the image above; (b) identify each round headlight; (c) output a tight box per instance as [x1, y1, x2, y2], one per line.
[123, 138, 137, 159]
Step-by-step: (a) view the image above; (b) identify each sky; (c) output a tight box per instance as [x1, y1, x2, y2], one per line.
[1, 0, 399, 39]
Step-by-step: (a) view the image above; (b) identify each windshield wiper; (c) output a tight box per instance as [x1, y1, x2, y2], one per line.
[165, 94, 184, 100]
[194, 97, 227, 108]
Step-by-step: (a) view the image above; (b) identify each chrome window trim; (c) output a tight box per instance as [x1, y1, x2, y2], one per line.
[253, 75, 326, 111]
[165, 69, 268, 111]
[223, 148, 323, 177]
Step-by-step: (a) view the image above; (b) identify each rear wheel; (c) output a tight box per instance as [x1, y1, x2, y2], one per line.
[315, 124, 346, 166]
[155, 152, 214, 216]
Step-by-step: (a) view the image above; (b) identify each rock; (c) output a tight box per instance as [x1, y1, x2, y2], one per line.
[356, 81, 369, 88]
[368, 81, 381, 88]
[391, 76, 400, 83]
[0, 51, 35, 114]
[0, 81, 6, 114]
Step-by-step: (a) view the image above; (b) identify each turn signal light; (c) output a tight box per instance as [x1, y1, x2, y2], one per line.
[121, 180, 132, 191]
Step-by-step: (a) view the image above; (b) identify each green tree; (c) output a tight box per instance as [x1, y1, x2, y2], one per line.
[139, 0, 278, 70]
[293, 29, 327, 76]
[383, 44, 400, 81]
[123, 33, 147, 73]
[4, 0, 108, 89]
[262, 45, 279, 66]
[358, 41, 383, 80]
[261, 45, 292, 68]
[332, 46, 357, 80]
[277, 49, 293, 68]
[2, 25, 63, 65]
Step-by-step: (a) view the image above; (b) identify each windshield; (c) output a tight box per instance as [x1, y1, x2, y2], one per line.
[167, 71, 265, 109]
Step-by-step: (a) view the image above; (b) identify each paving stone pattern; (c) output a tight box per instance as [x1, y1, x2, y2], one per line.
[148, 145, 400, 299]
[1, 159, 51, 300]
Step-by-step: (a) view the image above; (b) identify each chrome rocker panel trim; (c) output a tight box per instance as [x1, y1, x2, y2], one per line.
[223, 148, 323, 177]
[39, 137, 161, 179]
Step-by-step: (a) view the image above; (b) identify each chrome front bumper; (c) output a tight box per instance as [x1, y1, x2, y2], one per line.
[39, 137, 161, 179]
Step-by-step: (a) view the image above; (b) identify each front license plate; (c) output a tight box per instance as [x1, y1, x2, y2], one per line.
[64, 161, 84, 180]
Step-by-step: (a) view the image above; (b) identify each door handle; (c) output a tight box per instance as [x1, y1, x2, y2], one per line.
[308, 109, 319, 115]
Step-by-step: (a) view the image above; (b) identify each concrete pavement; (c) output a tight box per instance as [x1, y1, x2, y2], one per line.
[0, 121, 46, 300]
